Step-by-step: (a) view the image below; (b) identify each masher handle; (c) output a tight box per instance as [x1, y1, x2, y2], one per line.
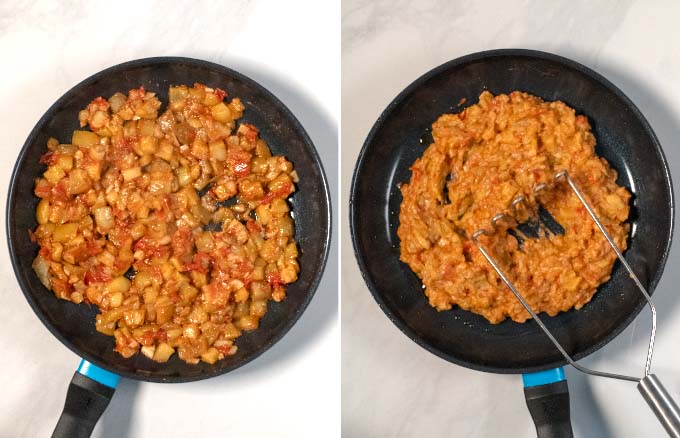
[638, 374, 680, 437]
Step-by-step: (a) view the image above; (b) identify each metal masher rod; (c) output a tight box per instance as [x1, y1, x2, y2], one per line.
[471, 229, 639, 383]
[469, 169, 656, 383]
[554, 170, 657, 378]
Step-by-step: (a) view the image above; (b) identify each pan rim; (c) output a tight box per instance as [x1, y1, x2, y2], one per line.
[349, 48, 675, 374]
[7, 56, 332, 383]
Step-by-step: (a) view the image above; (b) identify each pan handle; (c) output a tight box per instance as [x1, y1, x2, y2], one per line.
[638, 374, 680, 437]
[522, 368, 574, 438]
[52, 359, 119, 438]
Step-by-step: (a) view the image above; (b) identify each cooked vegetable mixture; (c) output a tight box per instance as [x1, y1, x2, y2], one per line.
[32, 84, 299, 364]
[398, 91, 630, 323]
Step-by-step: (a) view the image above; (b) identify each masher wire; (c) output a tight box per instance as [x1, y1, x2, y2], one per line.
[555, 170, 656, 378]
[471, 170, 655, 383]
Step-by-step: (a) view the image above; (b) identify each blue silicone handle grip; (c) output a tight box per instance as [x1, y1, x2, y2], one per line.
[523, 367, 566, 387]
[77, 359, 120, 388]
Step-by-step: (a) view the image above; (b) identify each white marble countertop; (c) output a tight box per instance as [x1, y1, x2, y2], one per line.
[0, 1, 339, 437]
[342, 1, 680, 437]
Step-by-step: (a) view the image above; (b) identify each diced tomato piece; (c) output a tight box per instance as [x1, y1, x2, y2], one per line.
[204, 282, 229, 307]
[261, 181, 292, 204]
[39, 152, 57, 165]
[183, 251, 211, 273]
[114, 259, 132, 275]
[51, 278, 71, 297]
[39, 246, 51, 260]
[157, 329, 168, 343]
[246, 219, 260, 233]
[266, 272, 283, 289]
[227, 150, 251, 177]
[52, 180, 70, 202]
[240, 123, 259, 142]
[133, 237, 152, 252]
[214, 88, 227, 101]
[139, 330, 155, 345]
[84, 265, 112, 285]
[87, 240, 104, 256]
[234, 161, 249, 176]
[87, 96, 110, 112]
[140, 329, 167, 345]
[196, 251, 212, 265]
[35, 180, 52, 198]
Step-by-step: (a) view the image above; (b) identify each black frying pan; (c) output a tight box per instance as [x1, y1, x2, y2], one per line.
[7, 57, 331, 437]
[350, 49, 674, 435]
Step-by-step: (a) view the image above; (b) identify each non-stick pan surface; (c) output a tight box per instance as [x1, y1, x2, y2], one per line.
[7, 57, 331, 383]
[350, 49, 673, 374]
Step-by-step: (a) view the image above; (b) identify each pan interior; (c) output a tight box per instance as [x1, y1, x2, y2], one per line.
[351, 50, 673, 373]
[7, 58, 331, 382]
